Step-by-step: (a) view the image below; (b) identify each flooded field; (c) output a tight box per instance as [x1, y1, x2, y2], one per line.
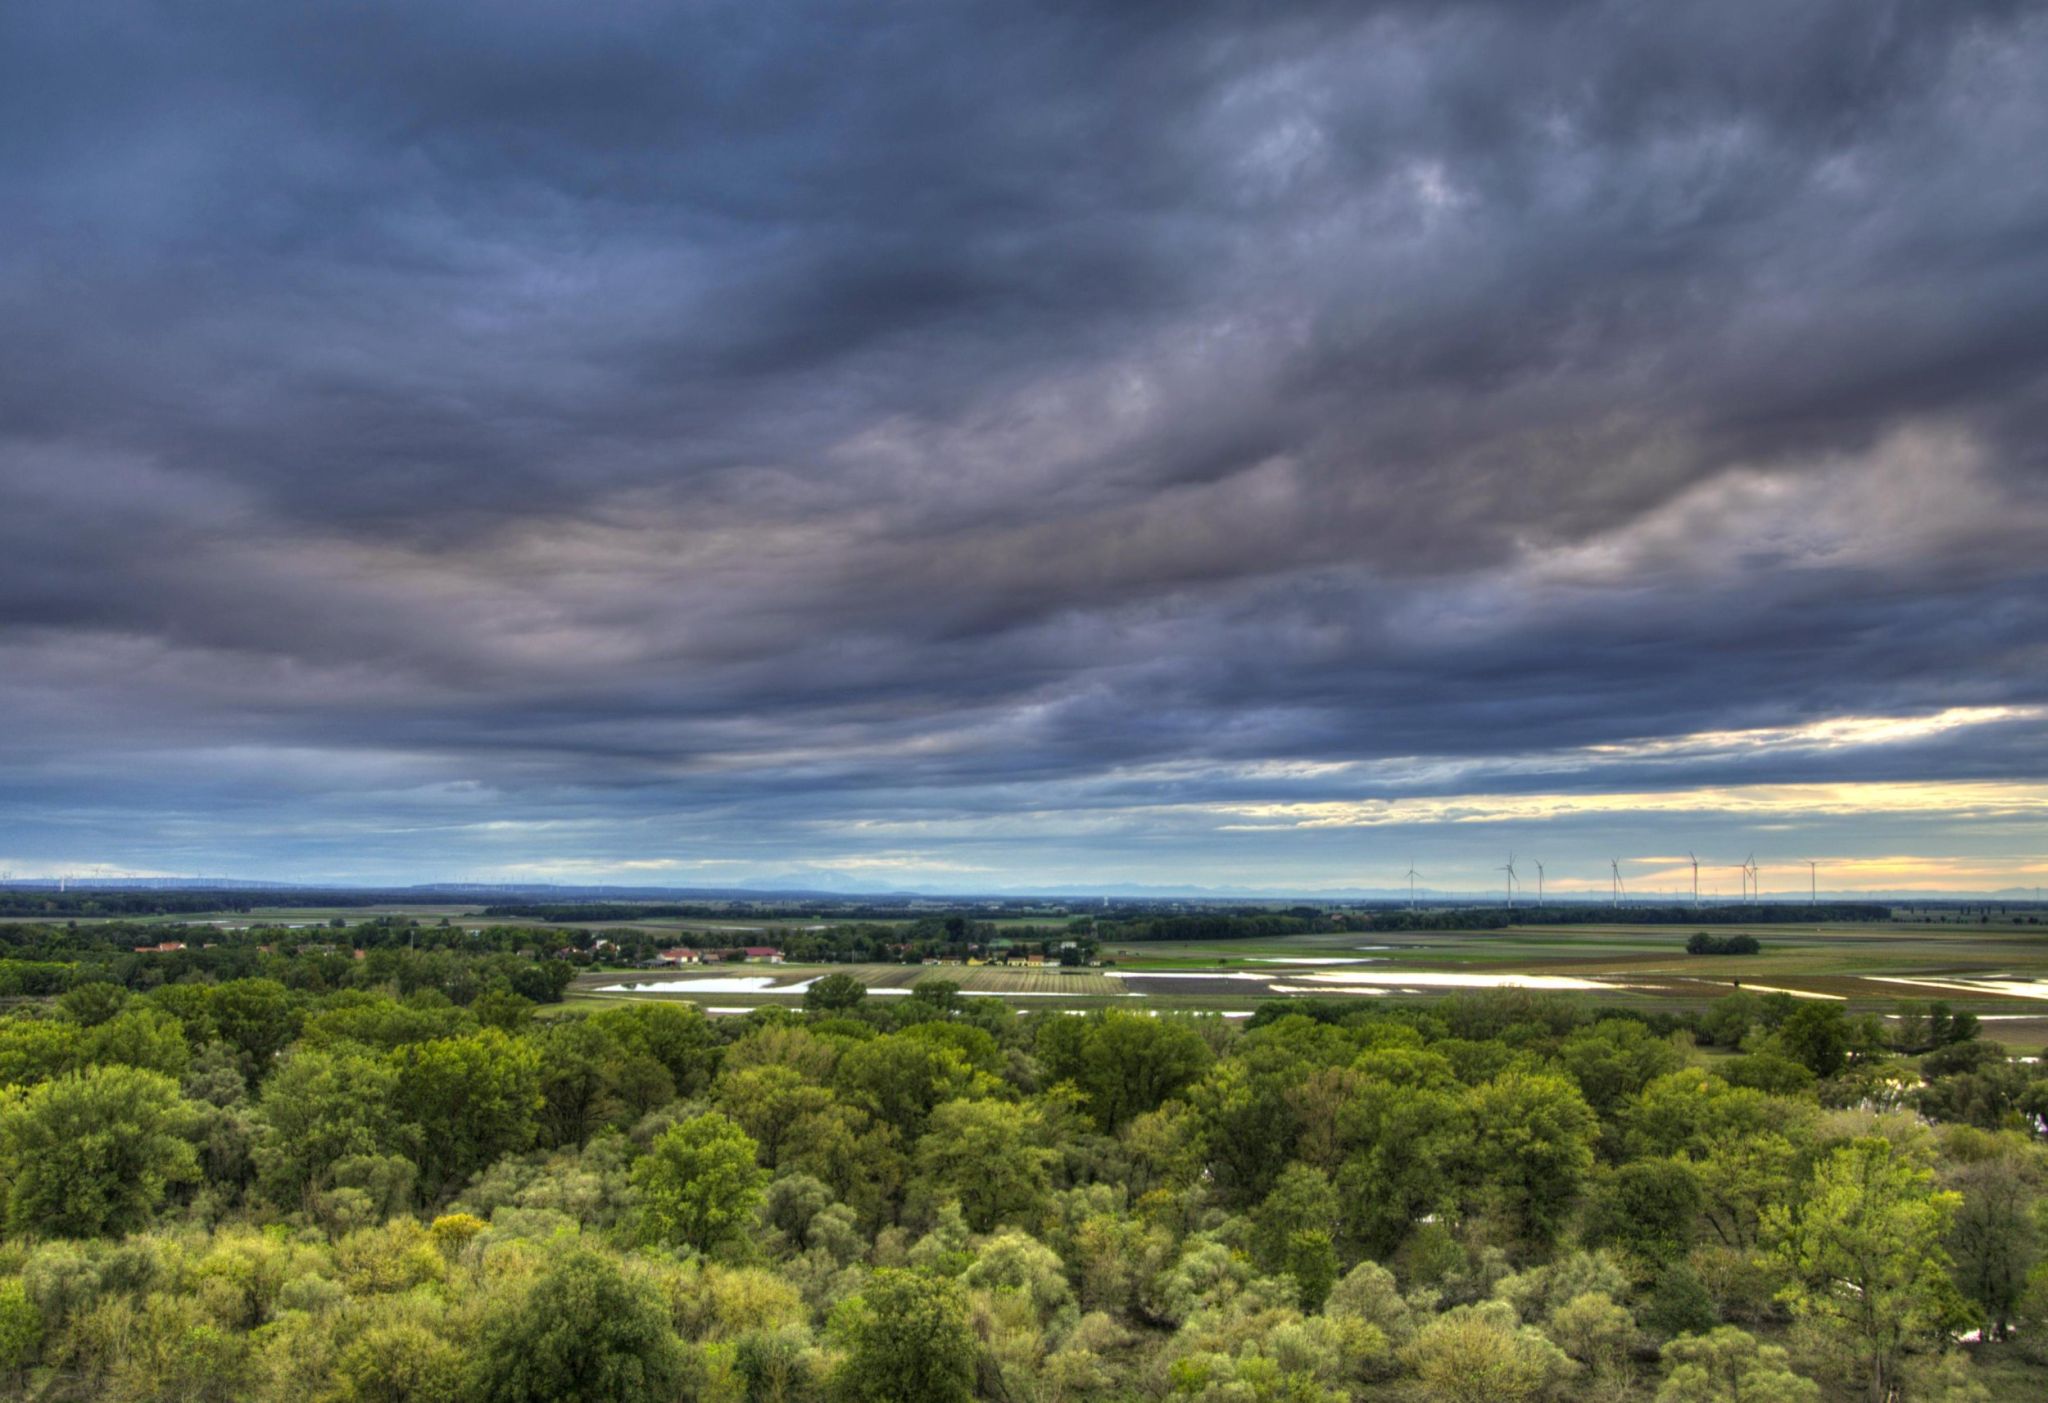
[566, 918, 2048, 1046]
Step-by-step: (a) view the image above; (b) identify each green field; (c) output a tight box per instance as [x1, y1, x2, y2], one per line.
[566, 917, 2048, 1044]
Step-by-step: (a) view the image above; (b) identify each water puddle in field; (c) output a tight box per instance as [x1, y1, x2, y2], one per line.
[1868, 975, 2048, 1001]
[1291, 970, 1616, 991]
[1266, 982, 1391, 996]
[1720, 983, 1851, 995]
[1117, 970, 1287, 982]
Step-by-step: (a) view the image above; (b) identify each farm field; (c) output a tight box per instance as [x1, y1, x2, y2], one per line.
[571, 916, 2048, 1044]
[14, 893, 2048, 1041]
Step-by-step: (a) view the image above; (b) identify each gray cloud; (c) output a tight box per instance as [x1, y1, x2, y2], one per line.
[3, 1, 2046, 886]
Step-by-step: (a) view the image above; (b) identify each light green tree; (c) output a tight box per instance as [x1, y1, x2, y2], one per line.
[1560, 1018, 1684, 1117]
[338, 1321, 464, 1403]
[1654, 1327, 1818, 1403]
[1399, 1300, 1575, 1403]
[1764, 1137, 1971, 1403]
[631, 1111, 768, 1253]
[0, 1278, 42, 1385]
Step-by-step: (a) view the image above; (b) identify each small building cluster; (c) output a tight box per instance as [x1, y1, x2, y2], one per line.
[652, 945, 783, 966]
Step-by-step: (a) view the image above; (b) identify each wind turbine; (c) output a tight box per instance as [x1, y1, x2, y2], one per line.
[1405, 860, 1421, 912]
[1745, 853, 1760, 903]
[1500, 854, 1518, 909]
[1688, 853, 1699, 908]
[1610, 858, 1625, 908]
[1808, 860, 1817, 906]
[1533, 860, 1545, 905]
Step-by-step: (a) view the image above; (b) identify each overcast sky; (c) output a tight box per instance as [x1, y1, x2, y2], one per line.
[4, 1, 2047, 894]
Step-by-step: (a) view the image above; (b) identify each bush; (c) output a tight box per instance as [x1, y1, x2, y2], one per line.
[1685, 933, 1761, 956]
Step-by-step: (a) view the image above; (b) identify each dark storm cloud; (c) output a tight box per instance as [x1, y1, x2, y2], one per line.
[3, 0, 2047, 884]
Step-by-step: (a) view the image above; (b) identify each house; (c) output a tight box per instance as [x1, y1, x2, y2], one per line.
[741, 946, 784, 964]
[132, 940, 187, 954]
[656, 947, 704, 965]
[1023, 953, 1046, 967]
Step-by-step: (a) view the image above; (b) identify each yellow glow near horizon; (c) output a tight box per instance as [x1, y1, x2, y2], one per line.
[1583, 705, 2044, 759]
[1212, 779, 2048, 829]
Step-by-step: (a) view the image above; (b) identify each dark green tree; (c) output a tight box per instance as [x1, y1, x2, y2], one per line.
[469, 1249, 688, 1403]
[806, 973, 869, 1013]
[829, 1268, 975, 1403]
[0, 1065, 199, 1237]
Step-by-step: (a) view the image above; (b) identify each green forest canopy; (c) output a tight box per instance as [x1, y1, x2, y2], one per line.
[0, 925, 2037, 1401]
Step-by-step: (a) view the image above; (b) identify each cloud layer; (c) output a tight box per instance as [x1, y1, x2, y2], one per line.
[3, 1, 2046, 889]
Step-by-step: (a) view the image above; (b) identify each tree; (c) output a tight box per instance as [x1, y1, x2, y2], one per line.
[806, 973, 868, 1013]
[469, 1249, 688, 1403]
[912, 1097, 1055, 1232]
[1334, 1072, 1469, 1255]
[1698, 992, 1761, 1049]
[719, 1063, 837, 1166]
[532, 1019, 671, 1149]
[631, 1112, 767, 1254]
[57, 980, 128, 1027]
[0, 1017, 83, 1088]
[470, 987, 536, 1032]
[589, 1002, 720, 1097]
[1776, 1004, 1848, 1080]
[0, 1278, 42, 1385]
[252, 1045, 403, 1210]
[209, 979, 302, 1082]
[85, 1006, 192, 1080]
[1587, 1158, 1702, 1263]
[1399, 1300, 1574, 1403]
[339, 1322, 464, 1403]
[388, 1029, 543, 1201]
[1547, 1291, 1636, 1396]
[0, 1065, 199, 1237]
[1035, 1011, 1213, 1132]
[1460, 1071, 1598, 1242]
[1282, 1229, 1339, 1312]
[1655, 1327, 1818, 1403]
[1560, 1018, 1684, 1117]
[835, 1032, 992, 1139]
[829, 1268, 976, 1403]
[1943, 1134, 2041, 1339]
[1765, 1138, 1970, 1403]
[1252, 1164, 1339, 1275]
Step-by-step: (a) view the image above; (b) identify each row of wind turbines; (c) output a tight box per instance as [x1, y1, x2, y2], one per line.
[1402, 852, 1821, 909]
